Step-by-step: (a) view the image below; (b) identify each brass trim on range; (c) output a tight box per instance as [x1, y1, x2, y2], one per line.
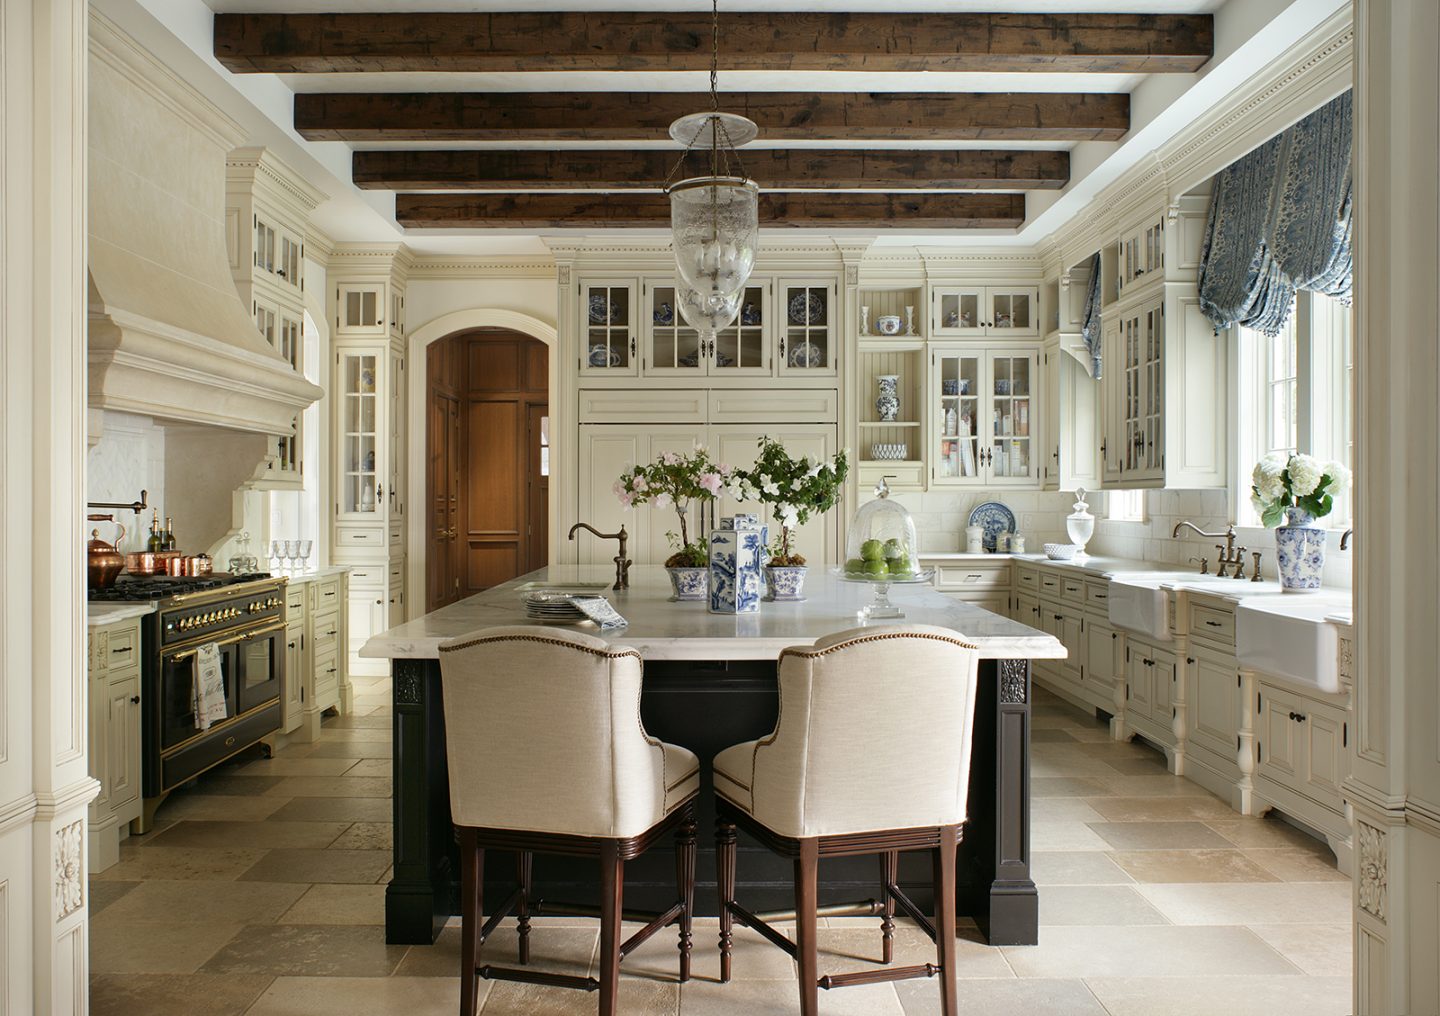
[164, 577, 287, 607]
[163, 619, 285, 659]
[157, 703, 282, 787]
[159, 696, 283, 758]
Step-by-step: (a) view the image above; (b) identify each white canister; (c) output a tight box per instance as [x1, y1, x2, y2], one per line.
[995, 532, 1011, 553]
[965, 524, 984, 555]
[1009, 535, 1026, 554]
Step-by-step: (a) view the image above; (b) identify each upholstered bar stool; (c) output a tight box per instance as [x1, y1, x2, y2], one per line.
[438, 626, 701, 1016]
[711, 625, 981, 1016]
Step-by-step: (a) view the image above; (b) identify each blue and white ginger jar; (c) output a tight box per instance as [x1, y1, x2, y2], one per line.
[1275, 507, 1326, 593]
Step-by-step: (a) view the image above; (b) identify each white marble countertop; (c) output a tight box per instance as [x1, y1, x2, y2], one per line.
[362, 565, 1066, 662]
[279, 566, 350, 586]
[87, 602, 156, 627]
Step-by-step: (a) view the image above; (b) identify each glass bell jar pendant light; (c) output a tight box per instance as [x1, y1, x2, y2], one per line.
[665, 0, 759, 340]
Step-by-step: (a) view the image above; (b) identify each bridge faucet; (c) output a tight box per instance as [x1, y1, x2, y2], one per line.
[568, 522, 632, 590]
[1172, 521, 1244, 577]
[1340, 529, 1353, 551]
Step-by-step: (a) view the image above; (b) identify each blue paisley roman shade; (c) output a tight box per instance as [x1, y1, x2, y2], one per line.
[1197, 91, 1353, 335]
[1080, 252, 1103, 378]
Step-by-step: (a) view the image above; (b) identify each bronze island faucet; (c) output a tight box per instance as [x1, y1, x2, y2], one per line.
[1172, 521, 1247, 578]
[568, 522, 632, 591]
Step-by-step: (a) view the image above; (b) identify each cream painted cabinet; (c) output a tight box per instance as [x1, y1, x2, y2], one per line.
[710, 423, 837, 566]
[87, 617, 144, 872]
[576, 424, 710, 565]
[1042, 338, 1100, 492]
[272, 573, 353, 743]
[930, 346, 1041, 488]
[776, 279, 838, 377]
[642, 278, 772, 378]
[580, 279, 640, 377]
[1187, 645, 1242, 777]
[1124, 636, 1183, 768]
[1254, 677, 1352, 864]
[931, 286, 1040, 337]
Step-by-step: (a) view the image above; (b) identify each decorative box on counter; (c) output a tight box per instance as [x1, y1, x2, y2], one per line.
[709, 516, 763, 614]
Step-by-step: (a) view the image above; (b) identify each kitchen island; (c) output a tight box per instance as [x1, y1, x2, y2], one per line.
[362, 566, 1064, 948]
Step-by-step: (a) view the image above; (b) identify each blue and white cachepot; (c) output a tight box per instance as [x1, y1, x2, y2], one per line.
[1275, 507, 1326, 593]
[765, 565, 808, 601]
[666, 567, 709, 601]
[710, 517, 763, 613]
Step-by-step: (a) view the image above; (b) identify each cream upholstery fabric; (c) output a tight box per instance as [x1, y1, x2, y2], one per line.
[439, 626, 699, 839]
[711, 625, 981, 839]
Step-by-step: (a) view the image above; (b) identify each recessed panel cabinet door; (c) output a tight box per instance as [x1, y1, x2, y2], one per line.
[1300, 705, 1348, 805]
[1188, 649, 1240, 764]
[576, 427, 643, 565]
[710, 424, 837, 566]
[107, 673, 142, 819]
[1257, 687, 1300, 781]
[1084, 618, 1119, 694]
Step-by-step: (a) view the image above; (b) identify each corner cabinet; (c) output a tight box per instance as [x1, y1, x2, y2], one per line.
[928, 345, 1041, 488]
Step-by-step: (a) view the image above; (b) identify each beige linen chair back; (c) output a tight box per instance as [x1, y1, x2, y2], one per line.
[749, 625, 981, 838]
[438, 626, 672, 839]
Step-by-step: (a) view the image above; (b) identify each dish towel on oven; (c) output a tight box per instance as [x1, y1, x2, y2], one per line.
[193, 642, 228, 731]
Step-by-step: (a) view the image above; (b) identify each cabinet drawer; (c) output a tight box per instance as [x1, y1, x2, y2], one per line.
[1039, 571, 1062, 596]
[1085, 580, 1111, 612]
[345, 566, 384, 588]
[708, 389, 837, 424]
[1059, 576, 1085, 606]
[1189, 602, 1236, 645]
[311, 610, 341, 656]
[336, 527, 384, 549]
[310, 576, 343, 612]
[104, 626, 139, 673]
[1015, 565, 1040, 593]
[286, 586, 305, 614]
[389, 520, 403, 546]
[314, 649, 341, 705]
[859, 462, 925, 490]
[932, 562, 1010, 593]
[579, 388, 706, 424]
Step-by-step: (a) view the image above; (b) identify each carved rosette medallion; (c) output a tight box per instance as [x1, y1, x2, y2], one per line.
[844, 264, 859, 286]
[1337, 635, 1355, 685]
[55, 820, 84, 920]
[394, 664, 424, 705]
[557, 264, 572, 286]
[999, 659, 1028, 704]
[1357, 821, 1387, 921]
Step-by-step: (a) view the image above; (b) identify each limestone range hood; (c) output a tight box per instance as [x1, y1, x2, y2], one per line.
[86, 13, 324, 552]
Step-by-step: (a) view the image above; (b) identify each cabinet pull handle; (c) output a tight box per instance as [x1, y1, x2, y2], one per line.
[130, 695, 140, 704]
[1187, 657, 1195, 665]
[629, 337, 637, 356]
[1205, 620, 1222, 627]
[112, 646, 131, 654]
[288, 641, 297, 649]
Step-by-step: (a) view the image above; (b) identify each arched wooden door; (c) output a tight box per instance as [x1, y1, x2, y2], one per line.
[426, 328, 548, 610]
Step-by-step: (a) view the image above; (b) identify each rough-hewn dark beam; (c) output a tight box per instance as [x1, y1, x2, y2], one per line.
[216, 12, 1212, 74]
[395, 192, 1027, 229]
[297, 92, 1129, 143]
[353, 148, 1071, 191]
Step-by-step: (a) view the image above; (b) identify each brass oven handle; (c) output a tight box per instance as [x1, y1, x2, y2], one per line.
[166, 622, 285, 662]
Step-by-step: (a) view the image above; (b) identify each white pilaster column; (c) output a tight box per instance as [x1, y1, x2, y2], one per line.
[1349, 3, 1440, 1013]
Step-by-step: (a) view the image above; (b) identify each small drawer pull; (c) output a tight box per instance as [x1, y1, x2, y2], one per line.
[1205, 620, 1223, 627]
[111, 646, 132, 655]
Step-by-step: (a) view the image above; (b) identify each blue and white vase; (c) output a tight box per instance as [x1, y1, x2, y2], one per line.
[875, 375, 900, 423]
[765, 565, 807, 601]
[666, 567, 708, 601]
[709, 517, 763, 614]
[1275, 507, 1326, 593]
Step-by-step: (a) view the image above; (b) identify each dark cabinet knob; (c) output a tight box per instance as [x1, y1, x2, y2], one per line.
[130, 695, 140, 704]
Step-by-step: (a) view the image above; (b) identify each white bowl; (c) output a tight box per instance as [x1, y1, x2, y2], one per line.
[1043, 543, 1078, 561]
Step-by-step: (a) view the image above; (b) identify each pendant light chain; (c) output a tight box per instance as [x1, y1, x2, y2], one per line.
[710, 0, 720, 113]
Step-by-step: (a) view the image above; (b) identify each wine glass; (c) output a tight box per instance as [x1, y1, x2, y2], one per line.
[298, 540, 314, 572]
[283, 540, 299, 574]
[270, 540, 283, 573]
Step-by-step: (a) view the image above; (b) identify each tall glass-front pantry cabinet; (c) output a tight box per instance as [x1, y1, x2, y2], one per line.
[928, 346, 1042, 487]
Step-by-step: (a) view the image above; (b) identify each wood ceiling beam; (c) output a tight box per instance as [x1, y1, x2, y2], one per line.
[297, 92, 1129, 143]
[395, 192, 1027, 229]
[353, 148, 1071, 191]
[216, 12, 1212, 74]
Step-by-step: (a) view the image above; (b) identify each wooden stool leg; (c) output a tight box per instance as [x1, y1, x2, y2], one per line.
[459, 828, 484, 1016]
[516, 850, 533, 965]
[879, 849, 898, 964]
[795, 839, 820, 1016]
[676, 814, 697, 982]
[933, 826, 960, 1016]
[598, 841, 624, 1016]
[716, 816, 738, 983]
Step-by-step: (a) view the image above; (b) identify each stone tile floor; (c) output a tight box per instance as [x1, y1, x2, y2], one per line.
[89, 680, 1354, 1015]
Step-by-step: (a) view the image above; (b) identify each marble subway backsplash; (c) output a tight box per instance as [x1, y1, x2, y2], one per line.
[890, 490, 1096, 554]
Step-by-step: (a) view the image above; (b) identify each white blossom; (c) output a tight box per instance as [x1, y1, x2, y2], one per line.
[1287, 453, 1323, 496]
[1322, 461, 1352, 495]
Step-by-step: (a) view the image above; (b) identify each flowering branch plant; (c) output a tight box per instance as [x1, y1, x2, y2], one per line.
[614, 445, 729, 567]
[741, 438, 849, 566]
[1250, 452, 1351, 528]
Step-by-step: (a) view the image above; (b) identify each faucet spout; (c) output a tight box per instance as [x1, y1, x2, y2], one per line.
[1340, 529, 1353, 551]
[568, 522, 632, 591]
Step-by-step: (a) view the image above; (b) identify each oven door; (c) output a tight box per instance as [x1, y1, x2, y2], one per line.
[159, 623, 283, 751]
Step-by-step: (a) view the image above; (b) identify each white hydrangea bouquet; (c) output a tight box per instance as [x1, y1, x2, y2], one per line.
[741, 437, 850, 566]
[1250, 452, 1351, 528]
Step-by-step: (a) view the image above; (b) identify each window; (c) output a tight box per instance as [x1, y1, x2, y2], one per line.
[1237, 292, 1353, 526]
[1108, 489, 1145, 522]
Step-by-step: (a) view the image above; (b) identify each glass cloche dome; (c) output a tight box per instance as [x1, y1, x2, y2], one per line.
[843, 479, 920, 579]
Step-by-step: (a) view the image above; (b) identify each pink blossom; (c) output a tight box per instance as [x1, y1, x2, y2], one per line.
[698, 471, 723, 494]
[654, 492, 673, 510]
[718, 463, 732, 474]
[617, 491, 634, 508]
[661, 451, 682, 466]
[632, 475, 649, 492]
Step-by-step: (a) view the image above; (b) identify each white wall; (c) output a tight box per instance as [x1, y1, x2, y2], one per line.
[406, 276, 557, 337]
[86, 412, 166, 553]
[891, 490, 1093, 555]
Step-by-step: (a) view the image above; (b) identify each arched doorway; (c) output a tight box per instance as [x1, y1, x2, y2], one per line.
[425, 328, 549, 610]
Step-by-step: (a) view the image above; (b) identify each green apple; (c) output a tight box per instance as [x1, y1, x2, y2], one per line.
[863, 558, 890, 577]
[882, 538, 904, 559]
[887, 555, 913, 575]
[860, 539, 884, 562]
[844, 558, 867, 575]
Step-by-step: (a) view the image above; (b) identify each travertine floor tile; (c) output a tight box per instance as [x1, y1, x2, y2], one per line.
[267, 796, 392, 823]
[93, 845, 269, 882]
[149, 819, 350, 849]
[1031, 777, 1111, 798]
[896, 976, 1108, 1016]
[814, 926, 1013, 980]
[87, 879, 138, 915]
[1031, 728, 1080, 743]
[1088, 821, 1235, 851]
[90, 915, 243, 974]
[395, 924, 599, 979]
[90, 972, 272, 1016]
[235, 757, 363, 777]
[1037, 885, 1170, 926]
[1242, 848, 1346, 882]
[278, 883, 387, 925]
[1246, 924, 1353, 977]
[1098, 774, 1215, 797]
[1206, 817, 1333, 850]
[1032, 798, 1108, 823]
[1136, 882, 1352, 925]
[342, 758, 393, 778]
[322, 713, 393, 729]
[1029, 851, 1136, 886]
[1001, 926, 1301, 978]
[268, 775, 393, 798]
[329, 821, 393, 850]
[100, 879, 306, 925]
[246, 976, 464, 1016]
[1110, 849, 1280, 884]
[1031, 821, 1114, 851]
[682, 977, 901, 1016]
[624, 921, 796, 982]
[304, 740, 393, 759]
[154, 793, 294, 822]
[316, 727, 393, 743]
[482, 977, 678, 1015]
[201, 924, 408, 977]
[183, 774, 287, 796]
[1086, 794, 1236, 822]
[1084, 974, 1352, 1015]
[239, 847, 391, 884]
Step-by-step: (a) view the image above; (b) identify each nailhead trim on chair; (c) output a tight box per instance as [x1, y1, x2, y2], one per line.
[439, 633, 643, 661]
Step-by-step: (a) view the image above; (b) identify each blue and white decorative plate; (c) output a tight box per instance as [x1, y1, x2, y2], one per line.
[587, 344, 621, 368]
[788, 291, 823, 325]
[788, 340, 824, 368]
[588, 293, 609, 325]
[968, 501, 1017, 553]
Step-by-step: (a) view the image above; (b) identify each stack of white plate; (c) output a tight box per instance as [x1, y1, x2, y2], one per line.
[522, 590, 587, 623]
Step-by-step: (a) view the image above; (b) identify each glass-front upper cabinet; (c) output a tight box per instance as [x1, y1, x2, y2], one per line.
[713, 282, 771, 376]
[339, 352, 381, 517]
[931, 286, 1041, 337]
[643, 280, 703, 376]
[931, 346, 1041, 487]
[1117, 301, 1164, 480]
[988, 288, 1039, 336]
[580, 279, 638, 376]
[932, 288, 986, 337]
[777, 279, 837, 377]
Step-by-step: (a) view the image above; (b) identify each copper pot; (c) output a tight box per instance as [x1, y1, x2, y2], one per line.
[125, 551, 158, 575]
[187, 554, 213, 577]
[87, 515, 126, 589]
[165, 555, 185, 577]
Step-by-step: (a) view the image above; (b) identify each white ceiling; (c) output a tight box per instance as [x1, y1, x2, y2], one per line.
[108, 0, 1340, 253]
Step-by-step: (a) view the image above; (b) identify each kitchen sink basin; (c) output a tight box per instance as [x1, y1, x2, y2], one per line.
[1235, 595, 1351, 693]
[1107, 578, 1172, 641]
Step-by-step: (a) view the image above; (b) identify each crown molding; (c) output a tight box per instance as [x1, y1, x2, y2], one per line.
[304, 226, 336, 264]
[327, 242, 417, 280]
[227, 146, 327, 216]
[89, 11, 246, 153]
[408, 256, 557, 280]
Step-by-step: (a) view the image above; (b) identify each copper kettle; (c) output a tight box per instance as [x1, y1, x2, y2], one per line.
[87, 514, 126, 589]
